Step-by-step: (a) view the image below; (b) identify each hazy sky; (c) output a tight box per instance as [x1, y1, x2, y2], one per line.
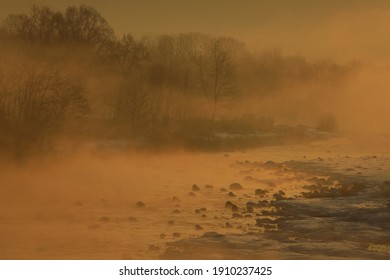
[2, 0, 390, 62]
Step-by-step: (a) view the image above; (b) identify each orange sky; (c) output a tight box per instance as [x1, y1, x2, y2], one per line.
[1, 0, 390, 63]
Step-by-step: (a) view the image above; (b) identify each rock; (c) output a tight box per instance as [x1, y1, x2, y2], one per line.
[232, 213, 243, 218]
[173, 209, 181, 214]
[205, 184, 213, 189]
[220, 188, 227, 192]
[136, 201, 145, 208]
[201, 214, 207, 218]
[202, 232, 224, 238]
[195, 207, 207, 214]
[273, 193, 284, 201]
[228, 192, 236, 197]
[192, 184, 201, 192]
[160, 233, 166, 239]
[188, 192, 196, 197]
[172, 196, 181, 202]
[231, 205, 239, 212]
[225, 201, 237, 210]
[168, 220, 175, 225]
[128, 217, 137, 222]
[255, 189, 268, 196]
[225, 222, 233, 228]
[172, 232, 181, 238]
[229, 183, 243, 190]
[195, 224, 203, 230]
[257, 200, 269, 207]
[246, 201, 259, 208]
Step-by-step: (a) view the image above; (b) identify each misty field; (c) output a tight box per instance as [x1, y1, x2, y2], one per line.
[1, 135, 389, 260]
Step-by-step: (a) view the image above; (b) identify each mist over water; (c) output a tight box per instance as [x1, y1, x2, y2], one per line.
[1, 2, 390, 260]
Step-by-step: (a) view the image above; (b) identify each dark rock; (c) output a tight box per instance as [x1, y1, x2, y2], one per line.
[172, 196, 181, 202]
[128, 217, 137, 222]
[228, 192, 236, 197]
[160, 233, 166, 239]
[205, 184, 213, 189]
[202, 232, 224, 238]
[225, 222, 233, 228]
[255, 189, 268, 196]
[173, 232, 181, 238]
[229, 183, 243, 190]
[220, 188, 227, 192]
[232, 213, 243, 218]
[173, 209, 181, 214]
[195, 224, 203, 230]
[136, 201, 145, 208]
[192, 184, 201, 192]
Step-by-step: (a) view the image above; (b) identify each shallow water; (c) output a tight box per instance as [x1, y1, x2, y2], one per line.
[1, 135, 390, 259]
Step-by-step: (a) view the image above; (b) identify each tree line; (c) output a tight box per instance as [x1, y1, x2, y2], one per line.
[0, 5, 354, 156]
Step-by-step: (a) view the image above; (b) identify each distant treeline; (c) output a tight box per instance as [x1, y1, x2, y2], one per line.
[0, 5, 354, 156]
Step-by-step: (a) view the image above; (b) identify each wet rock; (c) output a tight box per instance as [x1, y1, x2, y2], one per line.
[228, 192, 236, 197]
[255, 189, 268, 196]
[225, 201, 238, 211]
[258, 200, 270, 207]
[195, 224, 203, 230]
[192, 184, 201, 192]
[273, 193, 285, 201]
[136, 201, 145, 208]
[229, 183, 243, 190]
[205, 184, 213, 189]
[246, 201, 259, 208]
[195, 207, 207, 214]
[202, 232, 224, 238]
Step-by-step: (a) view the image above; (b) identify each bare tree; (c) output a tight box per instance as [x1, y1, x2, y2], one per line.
[198, 38, 236, 120]
[0, 65, 89, 155]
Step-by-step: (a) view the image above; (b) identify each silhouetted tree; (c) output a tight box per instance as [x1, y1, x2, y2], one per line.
[198, 38, 236, 120]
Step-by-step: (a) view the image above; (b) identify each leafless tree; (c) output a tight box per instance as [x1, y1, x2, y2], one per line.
[197, 38, 236, 120]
